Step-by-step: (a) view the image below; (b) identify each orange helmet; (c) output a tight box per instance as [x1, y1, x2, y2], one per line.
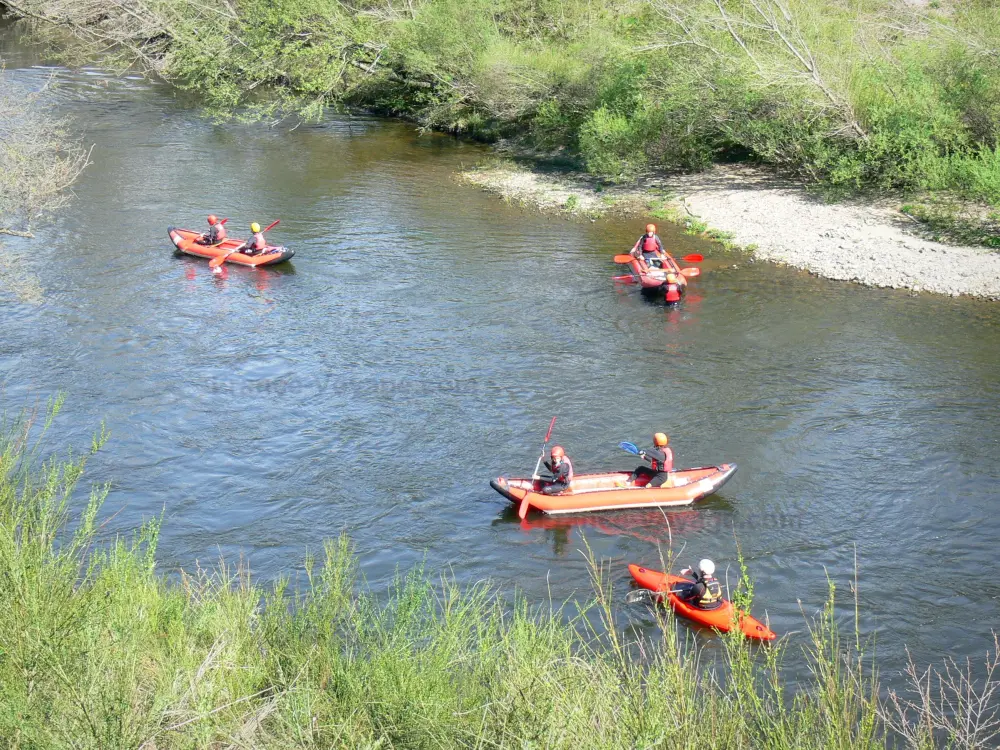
[207, 215, 219, 226]
[550, 445, 565, 459]
[645, 223, 656, 233]
[653, 432, 669, 447]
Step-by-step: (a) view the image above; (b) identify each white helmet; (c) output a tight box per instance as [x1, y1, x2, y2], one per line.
[698, 559, 716, 576]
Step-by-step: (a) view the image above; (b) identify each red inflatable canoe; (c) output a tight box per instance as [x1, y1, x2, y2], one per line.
[628, 563, 776, 641]
[167, 227, 295, 267]
[490, 464, 736, 518]
[614, 255, 690, 301]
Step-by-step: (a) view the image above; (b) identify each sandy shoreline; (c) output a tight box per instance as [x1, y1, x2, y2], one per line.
[459, 162, 1000, 300]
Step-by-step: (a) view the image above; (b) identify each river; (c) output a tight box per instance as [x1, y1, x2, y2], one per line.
[2, 30, 1000, 693]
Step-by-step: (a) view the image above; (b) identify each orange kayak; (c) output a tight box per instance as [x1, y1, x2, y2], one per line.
[628, 563, 776, 641]
[490, 464, 736, 516]
[622, 255, 689, 290]
[167, 227, 295, 267]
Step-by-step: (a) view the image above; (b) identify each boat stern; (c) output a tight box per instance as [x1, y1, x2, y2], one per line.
[714, 463, 738, 492]
[490, 477, 516, 502]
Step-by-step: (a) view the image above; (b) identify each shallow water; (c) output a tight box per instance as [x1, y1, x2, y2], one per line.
[2, 32, 1000, 693]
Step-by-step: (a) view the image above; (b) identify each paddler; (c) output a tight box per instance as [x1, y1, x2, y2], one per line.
[197, 214, 227, 246]
[677, 559, 723, 610]
[631, 223, 684, 275]
[241, 222, 267, 256]
[664, 272, 684, 304]
[627, 432, 673, 487]
[541, 445, 573, 495]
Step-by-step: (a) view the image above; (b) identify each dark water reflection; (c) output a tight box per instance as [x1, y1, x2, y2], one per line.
[2, 34, 1000, 693]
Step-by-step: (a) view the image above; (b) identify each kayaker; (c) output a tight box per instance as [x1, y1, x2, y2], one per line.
[628, 433, 673, 487]
[242, 222, 266, 256]
[197, 215, 227, 246]
[541, 445, 573, 495]
[664, 273, 684, 304]
[677, 559, 723, 610]
[631, 224, 669, 269]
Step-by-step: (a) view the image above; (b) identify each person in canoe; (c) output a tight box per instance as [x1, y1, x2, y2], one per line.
[631, 223, 665, 268]
[196, 215, 227, 246]
[664, 272, 685, 304]
[677, 559, 723, 610]
[627, 432, 673, 487]
[631, 223, 685, 275]
[541, 445, 573, 495]
[241, 222, 267, 256]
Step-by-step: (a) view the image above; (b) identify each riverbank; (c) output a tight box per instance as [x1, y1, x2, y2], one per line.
[459, 160, 1000, 300]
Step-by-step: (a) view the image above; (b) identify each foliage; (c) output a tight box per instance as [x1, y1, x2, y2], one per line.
[14, 0, 1000, 200]
[0, 67, 89, 236]
[0, 409, 997, 747]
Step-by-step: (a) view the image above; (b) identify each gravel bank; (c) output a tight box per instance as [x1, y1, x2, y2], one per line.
[459, 162, 1000, 300]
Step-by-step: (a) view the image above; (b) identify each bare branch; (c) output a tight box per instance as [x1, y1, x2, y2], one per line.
[0, 69, 91, 234]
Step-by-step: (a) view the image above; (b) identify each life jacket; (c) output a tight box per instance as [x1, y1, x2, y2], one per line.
[665, 282, 681, 303]
[695, 574, 723, 609]
[554, 456, 574, 484]
[209, 223, 227, 244]
[248, 232, 266, 252]
[641, 234, 661, 255]
[649, 446, 673, 473]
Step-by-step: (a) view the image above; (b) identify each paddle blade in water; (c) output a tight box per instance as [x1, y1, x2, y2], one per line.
[614, 254, 635, 264]
[682, 254, 703, 262]
[613, 274, 638, 283]
[680, 267, 701, 278]
[518, 496, 530, 519]
[619, 441, 640, 455]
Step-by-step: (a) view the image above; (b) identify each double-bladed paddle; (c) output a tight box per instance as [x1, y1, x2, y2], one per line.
[209, 219, 280, 271]
[619, 441, 640, 455]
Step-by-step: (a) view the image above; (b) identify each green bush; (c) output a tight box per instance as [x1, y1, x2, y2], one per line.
[18, 0, 1000, 204]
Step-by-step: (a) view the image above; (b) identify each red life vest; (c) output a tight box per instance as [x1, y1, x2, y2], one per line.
[642, 234, 660, 254]
[248, 232, 266, 252]
[555, 456, 574, 484]
[650, 447, 673, 473]
[665, 283, 681, 303]
[210, 223, 227, 243]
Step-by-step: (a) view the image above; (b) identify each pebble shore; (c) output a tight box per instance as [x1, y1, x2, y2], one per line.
[459, 162, 1000, 300]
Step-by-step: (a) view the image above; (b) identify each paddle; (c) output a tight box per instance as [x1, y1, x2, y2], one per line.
[209, 219, 279, 270]
[625, 587, 689, 605]
[680, 267, 700, 278]
[523, 416, 557, 519]
[619, 441, 640, 455]
[682, 254, 703, 263]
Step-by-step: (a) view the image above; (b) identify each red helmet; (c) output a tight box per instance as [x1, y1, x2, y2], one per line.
[207, 215, 219, 226]
[645, 223, 656, 233]
[550, 445, 565, 459]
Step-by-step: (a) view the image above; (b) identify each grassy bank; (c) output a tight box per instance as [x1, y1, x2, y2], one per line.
[9, 0, 1000, 218]
[3, 404, 999, 747]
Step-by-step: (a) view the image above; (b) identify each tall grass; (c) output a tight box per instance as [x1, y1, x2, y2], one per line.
[1, 406, 998, 747]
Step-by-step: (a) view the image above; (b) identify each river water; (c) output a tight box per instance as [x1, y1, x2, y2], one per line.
[3, 33, 1000, 693]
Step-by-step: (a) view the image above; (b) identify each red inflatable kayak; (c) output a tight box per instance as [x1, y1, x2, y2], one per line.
[491, 464, 736, 518]
[167, 227, 295, 267]
[614, 255, 690, 302]
[628, 563, 776, 641]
